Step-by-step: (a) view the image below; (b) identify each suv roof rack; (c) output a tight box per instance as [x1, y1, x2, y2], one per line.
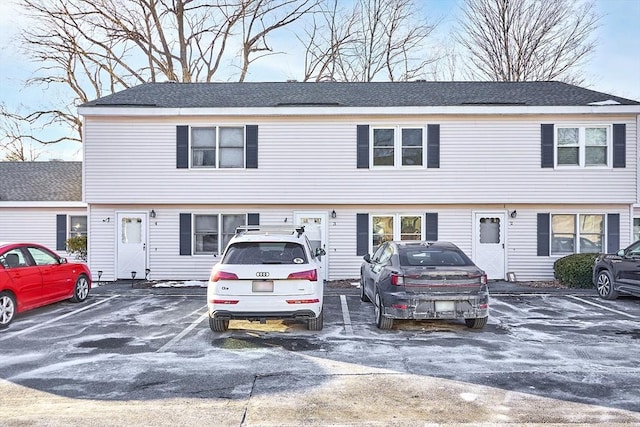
[235, 225, 305, 238]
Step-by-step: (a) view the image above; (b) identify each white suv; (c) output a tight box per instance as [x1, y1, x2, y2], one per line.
[207, 226, 325, 332]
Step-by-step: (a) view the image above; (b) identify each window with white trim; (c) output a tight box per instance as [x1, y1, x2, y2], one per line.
[69, 216, 87, 237]
[194, 214, 246, 254]
[634, 218, 640, 242]
[191, 126, 244, 168]
[371, 214, 422, 248]
[556, 126, 610, 167]
[551, 214, 604, 254]
[372, 127, 424, 167]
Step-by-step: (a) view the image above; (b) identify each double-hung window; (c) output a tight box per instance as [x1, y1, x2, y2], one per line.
[556, 126, 610, 167]
[191, 126, 244, 168]
[69, 216, 87, 237]
[371, 214, 423, 248]
[194, 214, 246, 254]
[372, 127, 424, 167]
[551, 214, 604, 254]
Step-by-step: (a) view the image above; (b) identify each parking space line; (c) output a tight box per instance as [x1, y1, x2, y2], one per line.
[340, 295, 353, 336]
[0, 295, 120, 341]
[567, 296, 639, 319]
[157, 306, 208, 353]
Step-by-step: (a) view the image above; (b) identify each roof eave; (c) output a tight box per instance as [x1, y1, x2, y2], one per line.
[78, 105, 640, 117]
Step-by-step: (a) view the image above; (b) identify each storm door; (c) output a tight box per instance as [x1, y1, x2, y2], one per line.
[116, 212, 148, 279]
[293, 211, 328, 281]
[473, 212, 506, 280]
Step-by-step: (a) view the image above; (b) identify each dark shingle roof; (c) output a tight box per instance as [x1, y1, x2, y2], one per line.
[80, 81, 640, 108]
[0, 161, 82, 202]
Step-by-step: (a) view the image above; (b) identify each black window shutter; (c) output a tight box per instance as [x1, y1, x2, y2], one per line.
[246, 125, 258, 169]
[607, 214, 620, 253]
[537, 213, 550, 256]
[612, 124, 626, 168]
[247, 213, 260, 226]
[179, 213, 192, 256]
[56, 214, 67, 251]
[176, 125, 189, 169]
[356, 213, 369, 255]
[425, 213, 438, 241]
[427, 124, 440, 168]
[541, 124, 554, 168]
[357, 125, 369, 169]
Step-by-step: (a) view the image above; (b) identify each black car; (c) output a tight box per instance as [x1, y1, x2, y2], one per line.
[592, 240, 640, 300]
[360, 241, 489, 329]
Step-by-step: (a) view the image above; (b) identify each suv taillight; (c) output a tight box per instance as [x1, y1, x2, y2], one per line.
[287, 269, 318, 281]
[390, 273, 404, 286]
[211, 271, 239, 282]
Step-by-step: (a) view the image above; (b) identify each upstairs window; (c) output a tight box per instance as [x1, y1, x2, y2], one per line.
[372, 127, 424, 167]
[556, 126, 610, 167]
[192, 126, 245, 168]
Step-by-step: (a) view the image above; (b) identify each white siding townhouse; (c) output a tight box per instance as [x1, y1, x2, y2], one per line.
[77, 81, 640, 282]
[0, 161, 87, 257]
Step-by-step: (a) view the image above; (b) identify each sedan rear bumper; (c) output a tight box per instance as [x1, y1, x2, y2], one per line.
[382, 292, 489, 320]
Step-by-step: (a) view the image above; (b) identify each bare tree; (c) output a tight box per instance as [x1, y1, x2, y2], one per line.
[456, 0, 600, 82]
[0, 107, 43, 161]
[2, 0, 320, 146]
[300, 0, 438, 82]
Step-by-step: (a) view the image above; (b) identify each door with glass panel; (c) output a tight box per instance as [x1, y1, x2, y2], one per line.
[294, 212, 328, 280]
[116, 212, 147, 279]
[473, 212, 506, 280]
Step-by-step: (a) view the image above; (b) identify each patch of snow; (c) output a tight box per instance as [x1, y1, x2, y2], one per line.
[588, 99, 621, 105]
[152, 280, 207, 288]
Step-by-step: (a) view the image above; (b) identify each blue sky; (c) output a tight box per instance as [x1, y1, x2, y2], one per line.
[0, 0, 638, 161]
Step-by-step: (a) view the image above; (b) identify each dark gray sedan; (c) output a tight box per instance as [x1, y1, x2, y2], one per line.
[360, 241, 489, 329]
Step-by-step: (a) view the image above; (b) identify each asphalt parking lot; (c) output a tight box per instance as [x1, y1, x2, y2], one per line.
[1, 281, 639, 426]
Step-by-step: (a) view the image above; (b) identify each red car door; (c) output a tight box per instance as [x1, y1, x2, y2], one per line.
[25, 246, 72, 301]
[1, 249, 44, 312]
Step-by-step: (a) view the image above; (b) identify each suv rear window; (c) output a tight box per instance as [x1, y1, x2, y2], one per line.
[399, 248, 473, 267]
[222, 242, 308, 265]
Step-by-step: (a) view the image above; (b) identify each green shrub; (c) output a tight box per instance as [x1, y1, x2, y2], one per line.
[65, 235, 87, 261]
[553, 253, 598, 288]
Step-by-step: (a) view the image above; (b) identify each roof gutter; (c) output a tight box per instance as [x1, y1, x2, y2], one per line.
[78, 105, 640, 117]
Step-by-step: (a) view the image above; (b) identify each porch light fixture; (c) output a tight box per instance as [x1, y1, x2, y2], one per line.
[150, 209, 157, 218]
[331, 210, 337, 219]
[510, 210, 517, 219]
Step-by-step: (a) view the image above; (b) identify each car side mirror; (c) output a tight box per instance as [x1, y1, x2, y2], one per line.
[617, 249, 626, 257]
[363, 254, 371, 263]
[314, 247, 326, 257]
[59, 257, 68, 264]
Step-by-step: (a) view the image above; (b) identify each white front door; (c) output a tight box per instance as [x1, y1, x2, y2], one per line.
[294, 211, 328, 281]
[473, 212, 506, 280]
[116, 212, 147, 280]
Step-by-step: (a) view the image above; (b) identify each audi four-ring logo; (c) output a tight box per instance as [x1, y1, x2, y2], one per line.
[256, 272, 270, 277]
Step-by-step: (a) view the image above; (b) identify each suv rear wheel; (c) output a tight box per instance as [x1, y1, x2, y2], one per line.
[465, 317, 487, 329]
[595, 270, 619, 300]
[375, 292, 393, 330]
[307, 308, 323, 331]
[209, 316, 230, 332]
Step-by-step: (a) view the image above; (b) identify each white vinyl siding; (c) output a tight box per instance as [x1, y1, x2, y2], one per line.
[83, 116, 636, 205]
[0, 207, 86, 259]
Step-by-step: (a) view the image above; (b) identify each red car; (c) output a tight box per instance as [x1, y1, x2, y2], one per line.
[0, 242, 92, 328]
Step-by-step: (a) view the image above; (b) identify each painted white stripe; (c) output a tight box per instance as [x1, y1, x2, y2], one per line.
[157, 307, 208, 353]
[567, 296, 639, 319]
[0, 295, 119, 341]
[340, 295, 353, 336]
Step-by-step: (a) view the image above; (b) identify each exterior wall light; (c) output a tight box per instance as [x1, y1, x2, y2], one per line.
[510, 210, 517, 219]
[150, 209, 157, 218]
[331, 210, 337, 219]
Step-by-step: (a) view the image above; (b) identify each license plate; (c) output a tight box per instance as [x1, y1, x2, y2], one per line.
[252, 280, 274, 292]
[435, 301, 455, 312]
